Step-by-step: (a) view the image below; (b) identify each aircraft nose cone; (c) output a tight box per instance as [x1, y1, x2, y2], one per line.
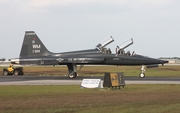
[160, 60, 169, 64]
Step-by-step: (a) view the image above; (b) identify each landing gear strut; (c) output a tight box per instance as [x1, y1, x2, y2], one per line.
[67, 64, 77, 78]
[139, 65, 145, 78]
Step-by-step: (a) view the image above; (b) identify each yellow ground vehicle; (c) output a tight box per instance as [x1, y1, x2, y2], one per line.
[3, 67, 24, 76]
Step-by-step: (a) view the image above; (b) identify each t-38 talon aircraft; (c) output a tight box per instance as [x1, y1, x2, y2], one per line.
[11, 31, 168, 78]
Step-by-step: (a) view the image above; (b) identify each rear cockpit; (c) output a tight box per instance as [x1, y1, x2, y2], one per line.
[100, 48, 112, 54]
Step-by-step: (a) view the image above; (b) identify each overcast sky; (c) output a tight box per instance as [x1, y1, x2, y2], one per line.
[0, 0, 180, 59]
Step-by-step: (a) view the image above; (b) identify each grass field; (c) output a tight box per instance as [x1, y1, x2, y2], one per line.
[1, 85, 180, 113]
[0, 65, 180, 113]
[0, 65, 180, 77]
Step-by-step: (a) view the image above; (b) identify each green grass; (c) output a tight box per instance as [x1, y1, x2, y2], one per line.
[1, 85, 180, 113]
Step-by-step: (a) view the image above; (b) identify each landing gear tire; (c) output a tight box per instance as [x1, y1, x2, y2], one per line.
[68, 72, 77, 79]
[139, 73, 145, 78]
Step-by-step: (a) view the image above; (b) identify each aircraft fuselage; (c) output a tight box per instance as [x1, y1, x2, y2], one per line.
[11, 51, 167, 66]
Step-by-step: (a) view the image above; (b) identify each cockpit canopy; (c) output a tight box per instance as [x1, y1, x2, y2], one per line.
[116, 38, 134, 55]
[117, 38, 133, 50]
[96, 36, 114, 50]
[95, 37, 134, 55]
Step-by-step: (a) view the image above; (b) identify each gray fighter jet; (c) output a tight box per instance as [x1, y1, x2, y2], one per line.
[11, 31, 168, 78]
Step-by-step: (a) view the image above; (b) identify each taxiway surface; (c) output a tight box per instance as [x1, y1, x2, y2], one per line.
[0, 76, 180, 85]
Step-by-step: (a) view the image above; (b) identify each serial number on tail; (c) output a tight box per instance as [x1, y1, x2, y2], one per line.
[32, 50, 41, 53]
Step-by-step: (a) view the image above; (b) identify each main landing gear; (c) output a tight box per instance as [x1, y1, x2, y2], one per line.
[67, 64, 77, 78]
[69, 72, 77, 78]
[139, 65, 145, 78]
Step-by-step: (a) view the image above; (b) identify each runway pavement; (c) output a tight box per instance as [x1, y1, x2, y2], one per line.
[0, 75, 180, 85]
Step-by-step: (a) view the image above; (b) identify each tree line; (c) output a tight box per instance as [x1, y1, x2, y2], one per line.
[0, 58, 6, 61]
[159, 57, 180, 60]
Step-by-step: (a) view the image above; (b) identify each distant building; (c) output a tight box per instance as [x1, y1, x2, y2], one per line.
[0, 61, 11, 66]
[159, 57, 180, 64]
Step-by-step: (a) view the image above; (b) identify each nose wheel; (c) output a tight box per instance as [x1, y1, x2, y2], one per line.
[139, 65, 145, 78]
[139, 73, 145, 78]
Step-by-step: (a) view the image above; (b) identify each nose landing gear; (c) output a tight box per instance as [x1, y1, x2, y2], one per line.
[139, 65, 145, 78]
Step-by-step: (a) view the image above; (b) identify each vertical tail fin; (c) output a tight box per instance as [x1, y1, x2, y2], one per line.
[20, 31, 51, 57]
